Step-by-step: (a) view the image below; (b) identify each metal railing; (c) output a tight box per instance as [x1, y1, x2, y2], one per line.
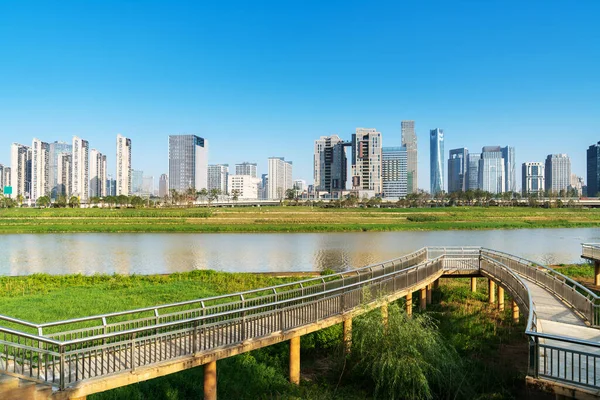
[582, 243, 600, 261]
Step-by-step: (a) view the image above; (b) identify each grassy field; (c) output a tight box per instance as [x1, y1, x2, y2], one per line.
[0, 206, 599, 233]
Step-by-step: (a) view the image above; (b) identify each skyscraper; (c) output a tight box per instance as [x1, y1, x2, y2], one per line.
[545, 154, 571, 194]
[235, 162, 257, 178]
[31, 138, 50, 201]
[72, 136, 90, 202]
[142, 176, 154, 196]
[48, 141, 72, 199]
[116, 134, 132, 196]
[3, 167, 11, 192]
[466, 153, 481, 190]
[448, 148, 468, 193]
[89, 149, 107, 198]
[401, 121, 418, 193]
[0, 164, 5, 190]
[267, 157, 293, 199]
[587, 142, 600, 197]
[501, 146, 516, 193]
[429, 129, 444, 195]
[57, 154, 72, 197]
[314, 135, 348, 194]
[168, 135, 208, 192]
[159, 174, 169, 198]
[132, 170, 144, 195]
[10, 143, 31, 199]
[382, 146, 407, 198]
[208, 164, 229, 193]
[479, 147, 505, 194]
[522, 162, 545, 196]
[352, 128, 382, 194]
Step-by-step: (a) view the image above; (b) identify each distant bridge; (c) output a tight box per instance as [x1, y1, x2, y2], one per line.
[2, 245, 600, 399]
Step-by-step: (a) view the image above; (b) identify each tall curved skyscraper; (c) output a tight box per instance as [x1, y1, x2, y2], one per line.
[430, 129, 444, 195]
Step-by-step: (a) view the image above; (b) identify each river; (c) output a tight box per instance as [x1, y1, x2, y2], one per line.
[0, 228, 598, 276]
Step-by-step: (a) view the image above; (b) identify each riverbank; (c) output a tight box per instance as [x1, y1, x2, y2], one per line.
[0, 206, 599, 233]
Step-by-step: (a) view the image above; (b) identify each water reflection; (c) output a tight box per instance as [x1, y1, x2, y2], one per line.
[0, 228, 598, 276]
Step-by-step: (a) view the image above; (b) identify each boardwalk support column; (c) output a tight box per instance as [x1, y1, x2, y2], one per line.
[595, 261, 600, 286]
[381, 303, 389, 329]
[426, 284, 432, 305]
[290, 336, 301, 385]
[497, 286, 505, 312]
[488, 279, 496, 304]
[420, 288, 427, 311]
[204, 361, 217, 400]
[406, 293, 413, 316]
[433, 279, 440, 289]
[512, 300, 519, 323]
[343, 319, 352, 354]
[471, 277, 477, 292]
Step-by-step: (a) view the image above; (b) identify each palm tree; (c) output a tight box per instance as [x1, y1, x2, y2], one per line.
[197, 188, 208, 204]
[208, 188, 221, 205]
[16, 194, 24, 207]
[37, 196, 51, 208]
[68, 196, 80, 208]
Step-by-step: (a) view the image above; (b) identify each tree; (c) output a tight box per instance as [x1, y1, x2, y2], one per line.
[37, 196, 51, 208]
[56, 195, 68, 208]
[285, 188, 295, 201]
[208, 188, 221, 205]
[231, 189, 240, 202]
[68, 196, 80, 208]
[16, 194, 24, 207]
[130, 196, 145, 208]
[197, 188, 208, 204]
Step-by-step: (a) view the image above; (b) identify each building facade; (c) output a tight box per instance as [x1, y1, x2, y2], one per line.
[235, 162, 257, 178]
[429, 129, 444, 195]
[352, 128, 382, 194]
[267, 157, 293, 199]
[159, 174, 169, 198]
[448, 148, 468, 193]
[401, 120, 418, 193]
[466, 153, 481, 190]
[31, 138, 50, 201]
[522, 162, 545, 196]
[587, 142, 600, 197]
[501, 146, 516, 193]
[90, 149, 107, 198]
[208, 164, 229, 194]
[382, 146, 407, 198]
[0, 164, 4, 190]
[116, 134, 132, 196]
[10, 143, 31, 199]
[314, 135, 348, 195]
[168, 135, 207, 193]
[48, 141, 72, 199]
[479, 148, 505, 194]
[132, 170, 144, 195]
[71, 136, 90, 202]
[545, 154, 571, 194]
[57, 154, 72, 197]
[228, 175, 261, 200]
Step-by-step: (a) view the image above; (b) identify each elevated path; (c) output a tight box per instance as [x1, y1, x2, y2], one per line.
[1, 246, 600, 399]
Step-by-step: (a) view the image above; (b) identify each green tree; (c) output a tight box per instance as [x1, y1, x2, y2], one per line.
[197, 188, 208, 204]
[208, 188, 221, 205]
[68, 196, 80, 208]
[231, 189, 240, 202]
[37, 195, 51, 208]
[56, 195, 68, 208]
[16, 194, 24, 207]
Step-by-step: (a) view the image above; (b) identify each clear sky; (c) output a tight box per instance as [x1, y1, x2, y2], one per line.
[0, 0, 598, 191]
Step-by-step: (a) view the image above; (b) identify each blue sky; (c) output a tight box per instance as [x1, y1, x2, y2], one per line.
[0, 1, 598, 190]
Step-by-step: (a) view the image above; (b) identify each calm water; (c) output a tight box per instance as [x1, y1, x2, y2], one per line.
[1, 228, 598, 276]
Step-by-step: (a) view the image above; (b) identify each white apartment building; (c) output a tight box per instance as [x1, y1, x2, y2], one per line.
[90, 149, 107, 198]
[352, 128, 382, 194]
[545, 154, 571, 194]
[11, 143, 31, 199]
[31, 138, 50, 201]
[522, 162, 545, 195]
[235, 162, 257, 178]
[57, 154, 72, 197]
[228, 175, 260, 199]
[116, 134, 132, 196]
[72, 136, 90, 202]
[267, 157, 293, 199]
[208, 164, 229, 193]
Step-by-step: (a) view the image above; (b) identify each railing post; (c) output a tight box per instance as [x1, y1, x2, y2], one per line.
[59, 345, 65, 390]
[131, 333, 137, 371]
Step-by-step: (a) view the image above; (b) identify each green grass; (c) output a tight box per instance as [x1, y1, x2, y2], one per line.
[0, 206, 599, 233]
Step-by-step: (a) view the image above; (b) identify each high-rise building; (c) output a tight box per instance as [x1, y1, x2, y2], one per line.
[208, 164, 229, 193]
[587, 142, 600, 197]
[142, 176, 154, 196]
[260, 174, 268, 200]
[401, 121, 418, 193]
[116, 134, 132, 196]
[545, 154, 571, 194]
[570, 174, 584, 196]
[235, 162, 257, 178]
[159, 174, 169, 198]
[132, 170, 144, 195]
[71, 136, 89, 202]
[106, 174, 117, 197]
[293, 179, 307, 192]
[11, 143, 32, 199]
[314, 135, 348, 194]
[57, 154, 72, 197]
[48, 141, 72, 199]
[267, 157, 293, 199]
[479, 148, 505, 194]
[429, 129, 444, 195]
[448, 148, 468, 193]
[89, 149, 107, 198]
[31, 138, 50, 201]
[382, 146, 407, 198]
[466, 153, 481, 190]
[228, 175, 261, 199]
[522, 162, 545, 196]
[168, 135, 208, 192]
[0, 164, 4, 189]
[352, 128, 382, 194]
[501, 146, 516, 193]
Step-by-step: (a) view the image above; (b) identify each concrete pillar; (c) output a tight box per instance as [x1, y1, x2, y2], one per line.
[497, 286, 505, 312]
[204, 361, 217, 400]
[512, 300, 519, 323]
[406, 293, 413, 316]
[426, 284, 432, 305]
[488, 279, 496, 304]
[289, 336, 301, 385]
[381, 303, 389, 329]
[595, 261, 600, 286]
[343, 318, 352, 354]
[420, 288, 427, 310]
[471, 277, 477, 292]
